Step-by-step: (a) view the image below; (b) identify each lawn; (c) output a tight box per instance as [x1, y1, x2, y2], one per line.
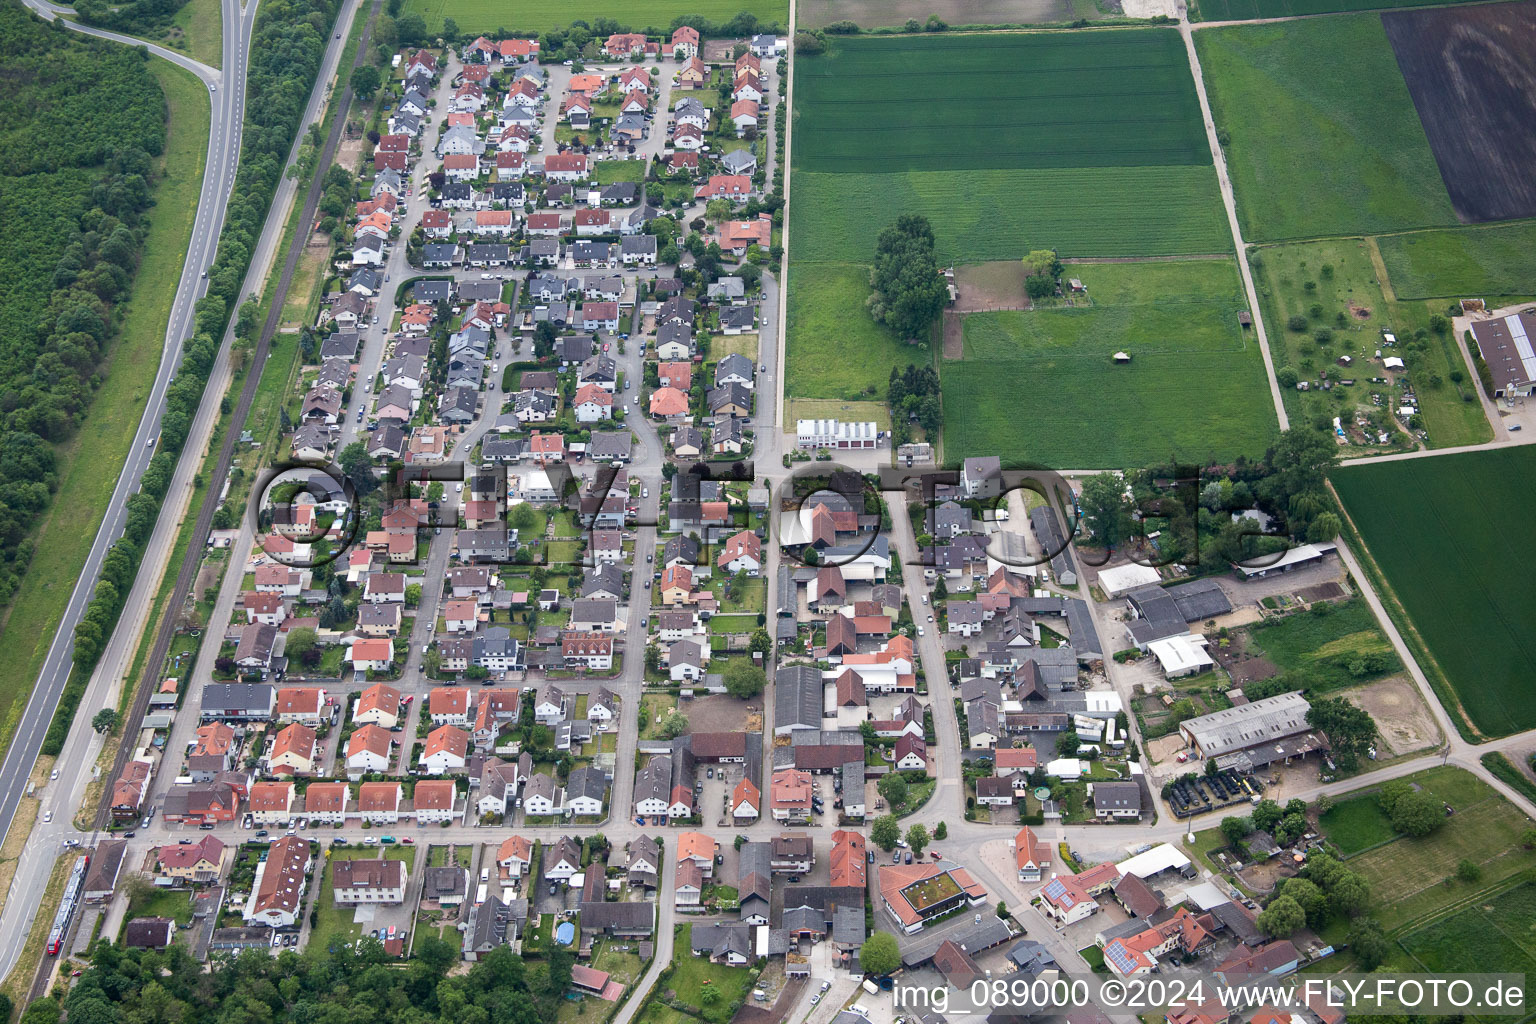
[1376, 222, 1536, 301]
[795, 31, 1209, 174]
[593, 160, 646, 185]
[1244, 599, 1399, 694]
[942, 259, 1277, 467]
[126, 887, 194, 928]
[1194, 0, 1487, 17]
[639, 693, 679, 740]
[1319, 794, 1397, 857]
[311, 847, 418, 954]
[1398, 879, 1536, 986]
[401, 0, 787, 33]
[1250, 237, 1491, 448]
[789, 167, 1231, 265]
[784, 262, 927, 402]
[1195, 15, 1457, 242]
[665, 925, 754, 1023]
[0, 58, 210, 750]
[1343, 767, 1536, 931]
[1332, 448, 1536, 738]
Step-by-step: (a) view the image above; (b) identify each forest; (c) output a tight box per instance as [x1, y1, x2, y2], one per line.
[18, 939, 575, 1024]
[0, 1, 167, 606]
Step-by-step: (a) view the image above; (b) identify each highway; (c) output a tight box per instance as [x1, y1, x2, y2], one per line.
[0, 0, 247, 868]
[0, 0, 361, 983]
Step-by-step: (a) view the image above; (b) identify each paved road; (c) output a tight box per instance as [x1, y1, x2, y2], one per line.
[0, 0, 248, 911]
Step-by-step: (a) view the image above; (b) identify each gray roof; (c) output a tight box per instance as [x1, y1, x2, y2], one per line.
[1166, 577, 1234, 621]
[719, 305, 755, 330]
[589, 431, 632, 460]
[1180, 691, 1312, 757]
[566, 765, 607, 803]
[1093, 780, 1142, 812]
[774, 665, 821, 732]
[721, 149, 756, 174]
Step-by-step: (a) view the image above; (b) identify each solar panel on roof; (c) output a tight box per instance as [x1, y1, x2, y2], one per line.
[1105, 941, 1139, 972]
[1044, 878, 1066, 900]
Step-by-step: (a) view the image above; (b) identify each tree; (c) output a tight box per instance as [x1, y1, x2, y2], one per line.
[1348, 918, 1391, 970]
[1255, 894, 1306, 937]
[405, 583, 423, 607]
[1307, 696, 1376, 772]
[1456, 858, 1482, 883]
[870, 814, 900, 851]
[878, 772, 909, 810]
[1277, 877, 1327, 926]
[1275, 812, 1308, 846]
[748, 629, 771, 655]
[1078, 473, 1131, 548]
[285, 627, 318, 661]
[1389, 788, 1444, 838]
[1220, 815, 1251, 846]
[1205, 757, 1221, 778]
[1251, 799, 1283, 832]
[1054, 731, 1080, 757]
[867, 214, 948, 342]
[1329, 871, 1370, 915]
[658, 713, 690, 740]
[351, 64, 382, 100]
[861, 932, 901, 977]
[933, 821, 947, 840]
[338, 441, 376, 493]
[723, 659, 765, 698]
[396, 12, 427, 45]
[905, 823, 929, 856]
[91, 708, 120, 734]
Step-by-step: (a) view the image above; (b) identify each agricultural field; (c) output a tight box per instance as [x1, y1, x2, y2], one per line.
[1382, 2, 1536, 224]
[789, 166, 1231, 265]
[1331, 448, 1536, 738]
[1192, 0, 1488, 21]
[942, 260, 1277, 466]
[784, 262, 927, 401]
[787, 30, 1230, 412]
[794, 31, 1210, 173]
[797, 0, 1098, 29]
[1245, 598, 1400, 694]
[1342, 768, 1536, 931]
[1377, 223, 1536, 301]
[1250, 237, 1491, 449]
[1195, 15, 1457, 242]
[1398, 880, 1536, 992]
[400, 0, 788, 33]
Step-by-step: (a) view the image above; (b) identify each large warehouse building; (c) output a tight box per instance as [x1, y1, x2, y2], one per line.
[1469, 312, 1536, 399]
[1178, 691, 1325, 770]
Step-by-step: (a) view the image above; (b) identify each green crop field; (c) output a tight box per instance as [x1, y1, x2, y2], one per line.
[1196, 16, 1457, 242]
[1378, 223, 1536, 300]
[787, 30, 1231, 410]
[401, 0, 787, 33]
[942, 259, 1277, 467]
[789, 167, 1230, 265]
[1332, 448, 1536, 737]
[1194, 0, 1488, 21]
[794, 31, 1210, 173]
[785, 263, 926, 401]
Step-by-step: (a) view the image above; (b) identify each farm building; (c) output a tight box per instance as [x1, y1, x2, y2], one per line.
[1232, 541, 1335, 579]
[1146, 634, 1215, 678]
[1469, 312, 1536, 398]
[1178, 691, 1325, 770]
[1098, 564, 1161, 598]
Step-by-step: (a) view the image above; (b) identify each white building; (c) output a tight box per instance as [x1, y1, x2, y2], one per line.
[796, 419, 878, 450]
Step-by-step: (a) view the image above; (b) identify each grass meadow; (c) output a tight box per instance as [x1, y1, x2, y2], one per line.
[1196, 16, 1457, 242]
[1246, 598, 1400, 692]
[1377, 222, 1536, 300]
[784, 264, 927, 402]
[401, 0, 787, 32]
[1344, 768, 1536, 931]
[1319, 794, 1397, 857]
[1398, 880, 1536, 992]
[1332, 448, 1536, 737]
[942, 260, 1277, 466]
